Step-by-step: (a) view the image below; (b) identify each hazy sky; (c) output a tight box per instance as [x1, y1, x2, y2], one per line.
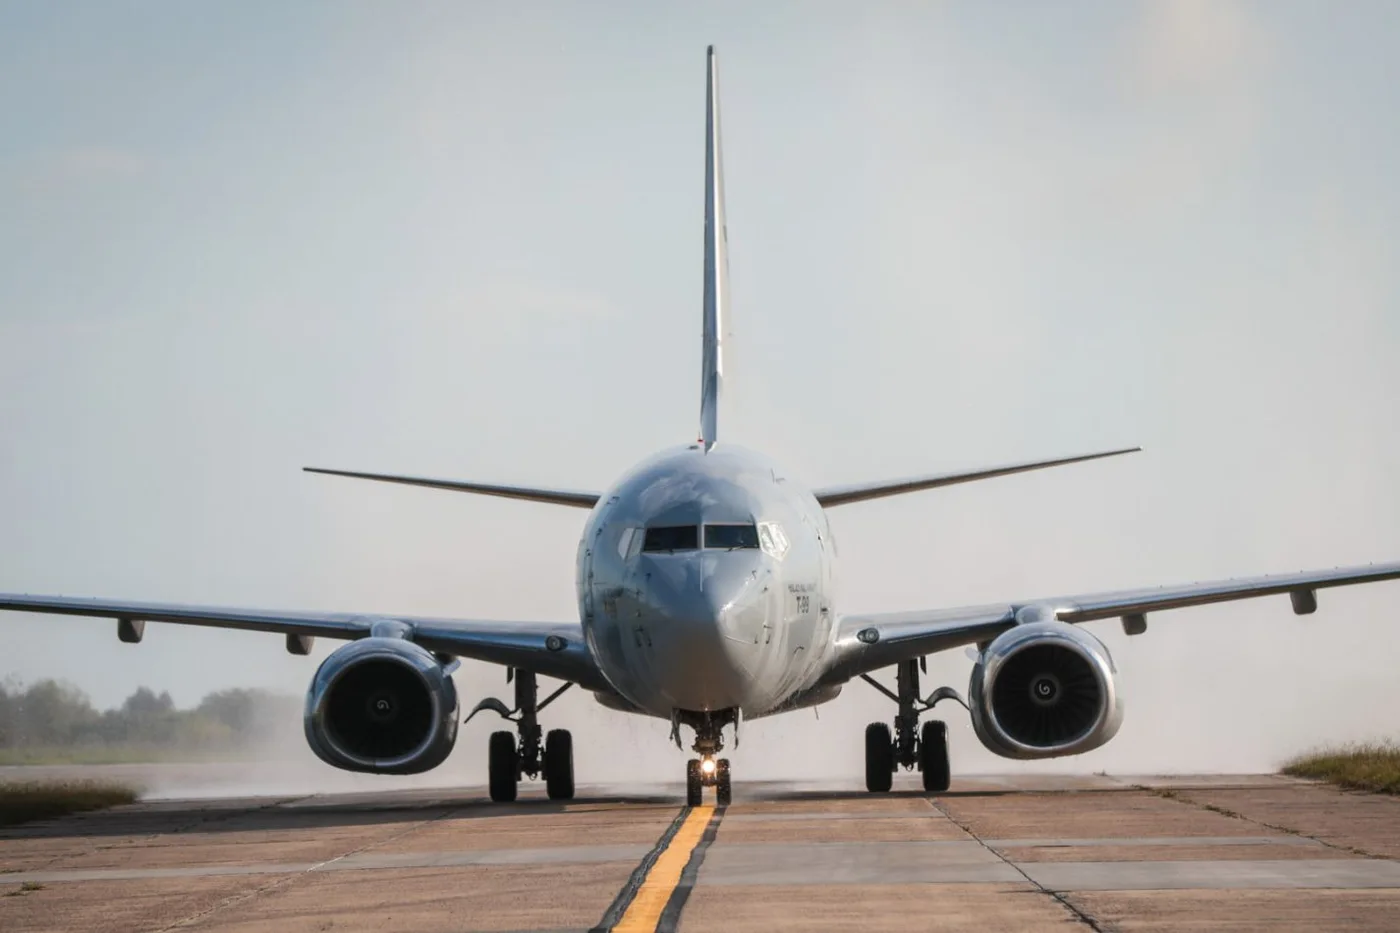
[2, 1, 1398, 784]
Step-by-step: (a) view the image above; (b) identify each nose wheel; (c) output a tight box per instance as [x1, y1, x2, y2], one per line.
[677, 708, 737, 806]
[686, 757, 731, 806]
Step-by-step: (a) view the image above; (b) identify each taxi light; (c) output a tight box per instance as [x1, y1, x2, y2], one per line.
[700, 758, 716, 775]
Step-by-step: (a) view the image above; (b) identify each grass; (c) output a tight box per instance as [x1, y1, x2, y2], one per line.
[4, 882, 46, 897]
[0, 780, 139, 827]
[1282, 742, 1400, 795]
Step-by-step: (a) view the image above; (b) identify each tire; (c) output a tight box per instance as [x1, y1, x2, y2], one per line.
[864, 722, 894, 793]
[715, 758, 732, 807]
[919, 719, 951, 793]
[488, 730, 519, 803]
[544, 729, 575, 801]
[686, 759, 703, 807]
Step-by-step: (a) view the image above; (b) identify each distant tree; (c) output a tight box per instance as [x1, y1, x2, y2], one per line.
[9, 679, 98, 746]
[115, 687, 177, 744]
[122, 687, 175, 717]
[0, 675, 20, 746]
[173, 712, 234, 748]
[197, 689, 260, 735]
[0, 676, 300, 757]
[198, 688, 299, 743]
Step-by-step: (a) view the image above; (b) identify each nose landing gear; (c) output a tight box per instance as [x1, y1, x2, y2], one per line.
[860, 658, 964, 794]
[676, 709, 736, 806]
[686, 756, 731, 806]
[467, 668, 575, 802]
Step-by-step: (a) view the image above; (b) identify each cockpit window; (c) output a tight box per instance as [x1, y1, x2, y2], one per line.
[642, 525, 699, 552]
[759, 522, 789, 559]
[704, 523, 760, 549]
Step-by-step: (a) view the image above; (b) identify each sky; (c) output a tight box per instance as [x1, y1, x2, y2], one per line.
[2, 1, 1398, 787]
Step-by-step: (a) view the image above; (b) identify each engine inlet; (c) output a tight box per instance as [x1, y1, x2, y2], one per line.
[990, 643, 1102, 747]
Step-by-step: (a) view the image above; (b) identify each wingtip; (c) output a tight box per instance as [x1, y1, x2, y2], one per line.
[707, 44, 716, 56]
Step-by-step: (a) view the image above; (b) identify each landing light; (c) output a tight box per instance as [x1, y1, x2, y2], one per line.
[700, 758, 716, 775]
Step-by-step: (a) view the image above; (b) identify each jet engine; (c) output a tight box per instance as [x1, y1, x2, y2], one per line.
[968, 621, 1122, 760]
[304, 637, 459, 774]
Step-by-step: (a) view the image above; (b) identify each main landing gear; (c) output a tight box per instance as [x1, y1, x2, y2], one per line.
[861, 658, 963, 794]
[675, 709, 735, 807]
[467, 669, 575, 803]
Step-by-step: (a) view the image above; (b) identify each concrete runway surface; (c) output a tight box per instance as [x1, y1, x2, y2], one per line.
[4, 772, 1400, 932]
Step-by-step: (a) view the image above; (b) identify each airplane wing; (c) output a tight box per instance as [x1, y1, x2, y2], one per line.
[819, 560, 1400, 685]
[303, 467, 601, 509]
[812, 447, 1140, 508]
[0, 593, 610, 691]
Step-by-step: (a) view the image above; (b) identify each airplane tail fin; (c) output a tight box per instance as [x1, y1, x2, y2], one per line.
[699, 45, 729, 452]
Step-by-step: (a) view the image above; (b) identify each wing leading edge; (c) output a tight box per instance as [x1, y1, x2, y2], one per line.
[0, 593, 609, 691]
[812, 447, 1141, 508]
[820, 559, 1400, 685]
[303, 467, 600, 509]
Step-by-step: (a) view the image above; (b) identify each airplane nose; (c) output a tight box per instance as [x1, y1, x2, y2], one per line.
[639, 551, 770, 711]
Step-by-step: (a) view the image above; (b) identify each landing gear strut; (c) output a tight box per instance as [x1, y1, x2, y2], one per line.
[860, 658, 963, 794]
[468, 669, 575, 802]
[676, 709, 735, 806]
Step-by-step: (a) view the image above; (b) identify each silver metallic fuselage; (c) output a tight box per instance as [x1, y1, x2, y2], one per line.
[578, 444, 835, 719]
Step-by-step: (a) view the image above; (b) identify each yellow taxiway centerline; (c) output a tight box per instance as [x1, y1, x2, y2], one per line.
[611, 806, 715, 932]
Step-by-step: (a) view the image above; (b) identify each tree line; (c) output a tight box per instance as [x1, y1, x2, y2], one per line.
[0, 677, 301, 752]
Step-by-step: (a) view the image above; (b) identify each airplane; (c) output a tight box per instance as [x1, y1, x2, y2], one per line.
[4, 47, 1399, 807]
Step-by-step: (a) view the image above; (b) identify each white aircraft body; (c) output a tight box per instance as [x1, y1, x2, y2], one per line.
[5, 48, 1399, 806]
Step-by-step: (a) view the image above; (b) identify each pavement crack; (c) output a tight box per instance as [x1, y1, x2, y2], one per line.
[154, 800, 456, 931]
[1132, 784, 1396, 862]
[927, 798, 1109, 932]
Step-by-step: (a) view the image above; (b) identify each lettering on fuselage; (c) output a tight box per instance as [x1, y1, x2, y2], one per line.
[788, 582, 816, 616]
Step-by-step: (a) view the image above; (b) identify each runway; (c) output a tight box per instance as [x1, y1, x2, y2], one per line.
[3, 773, 1400, 931]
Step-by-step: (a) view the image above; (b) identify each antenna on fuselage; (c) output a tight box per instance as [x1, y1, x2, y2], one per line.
[698, 45, 729, 453]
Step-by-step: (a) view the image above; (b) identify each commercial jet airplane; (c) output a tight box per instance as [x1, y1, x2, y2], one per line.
[4, 48, 1399, 807]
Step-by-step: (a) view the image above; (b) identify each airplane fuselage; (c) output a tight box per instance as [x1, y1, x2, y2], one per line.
[578, 444, 836, 719]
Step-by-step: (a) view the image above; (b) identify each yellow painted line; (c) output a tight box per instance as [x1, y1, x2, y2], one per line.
[612, 806, 714, 933]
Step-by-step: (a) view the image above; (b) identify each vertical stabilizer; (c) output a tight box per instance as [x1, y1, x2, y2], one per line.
[699, 45, 729, 452]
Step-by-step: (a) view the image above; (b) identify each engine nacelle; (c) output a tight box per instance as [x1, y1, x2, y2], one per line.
[968, 621, 1122, 760]
[304, 637, 459, 774]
